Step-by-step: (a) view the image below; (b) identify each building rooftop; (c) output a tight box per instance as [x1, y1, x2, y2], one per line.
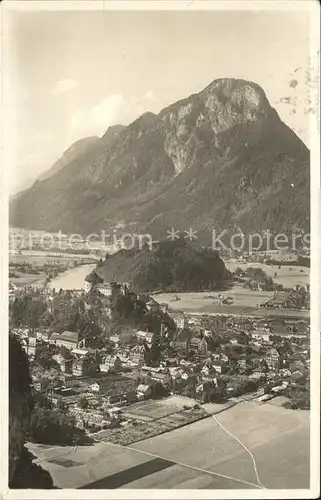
[136, 330, 154, 339]
[267, 348, 280, 355]
[151, 372, 170, 380]
[137, 384, 151, 392]
[102, 355, 121, 362]
[72, 348, 89, 356]
[212, 360, 224, 367]
[59, 331, 79, 343]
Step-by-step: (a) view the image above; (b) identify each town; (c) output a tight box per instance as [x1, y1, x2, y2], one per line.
[9, 258, 310, 448]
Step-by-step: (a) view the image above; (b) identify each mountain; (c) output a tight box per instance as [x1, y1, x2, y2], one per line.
[100, 124, 126, 145]
[10, 78, 309, 242]
[37, 126, 127, 183]
[38, 136, 101, 181]
[94, 239, 232, 292]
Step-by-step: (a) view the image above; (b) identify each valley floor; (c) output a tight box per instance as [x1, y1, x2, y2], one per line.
[28, 401, 309, 490]
[153, 287, 309, 319]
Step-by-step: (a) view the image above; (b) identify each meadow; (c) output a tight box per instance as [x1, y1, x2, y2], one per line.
[28, 401, 310, 490]
[153, 285, 309, 319]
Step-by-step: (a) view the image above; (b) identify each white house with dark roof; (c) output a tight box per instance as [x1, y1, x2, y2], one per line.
[100, 355, 122, 373]
[136, 384, 152, 400]
[135, 330, 154, 345]
[171, 311, 188, 330]
[212, 360, 225, 374]
[265, 348, 280, 370]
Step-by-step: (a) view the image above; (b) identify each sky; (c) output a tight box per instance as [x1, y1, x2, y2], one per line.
[7, 7, 312, 194]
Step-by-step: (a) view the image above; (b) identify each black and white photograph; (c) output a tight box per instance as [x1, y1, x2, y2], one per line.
[1, 0, 320, 497]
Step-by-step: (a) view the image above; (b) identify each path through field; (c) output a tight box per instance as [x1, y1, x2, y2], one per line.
[28, 402, 309, 490]
[210, 413, 265, 489]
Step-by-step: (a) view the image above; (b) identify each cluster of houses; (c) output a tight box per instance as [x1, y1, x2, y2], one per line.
[261, 287, 310, 310]
[14, 305, 309, 416]
[13, 324, 156, 379]
[11, 268, 310, 429]
[14, 290, 310, 388]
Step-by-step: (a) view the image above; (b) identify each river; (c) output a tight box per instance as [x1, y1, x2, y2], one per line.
[48, 259, 309, 292]
[48, 263, 97, 291]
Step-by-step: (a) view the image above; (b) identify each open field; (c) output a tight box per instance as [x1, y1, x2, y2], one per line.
[153, 286, 309, 319]
[95, 396, 209, 445]
[123, 395, 198, 421]
[9, 252, 94, 265]
[29, 402, 309, 490]
[225, 260, 309, 288]
[9, 270, 47, 288]
[94, 407, 208, 446]
[9, 250, 96, 289]
[154, 287, 274, 310]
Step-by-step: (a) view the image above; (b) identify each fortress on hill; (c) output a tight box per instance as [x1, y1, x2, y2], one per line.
[84, 269, 129, 297]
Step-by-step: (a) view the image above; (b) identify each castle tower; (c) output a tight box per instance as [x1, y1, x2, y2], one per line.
[84, 269, 103, 292]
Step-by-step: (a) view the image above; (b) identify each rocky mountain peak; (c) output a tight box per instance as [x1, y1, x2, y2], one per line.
[201, 78, 273, 128]
[160, 78, 278, 175]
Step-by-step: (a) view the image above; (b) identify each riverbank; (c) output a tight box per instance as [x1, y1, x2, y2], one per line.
[9, 250, 97, 290]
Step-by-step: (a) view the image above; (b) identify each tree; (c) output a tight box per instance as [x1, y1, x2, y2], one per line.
[243, 379, 259, 393]
[144, 331, 171, 366]
[9, 334, 55, 488]
[34, 393, 52, 410]
[234, 267, 244, 277]
[78, 396, 89, 409]
[80, 355, 100, 376]
[181, 385, 195, 399]
[29, 407, 78, 445]
[27, 300, 47, 329]
[34, 343, 60, 371]
[238, 331, 249, 345]
[57, 399, 67, 411]
[10, 296, 33, 328]
[264, 276, 275, 291]
[59, 345, 73, 360]
[151, 381, 168, 399]
[201, 380, 216, 403]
